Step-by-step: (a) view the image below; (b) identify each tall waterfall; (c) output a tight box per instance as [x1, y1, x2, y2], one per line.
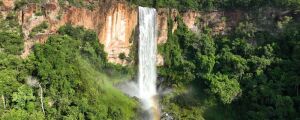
[138, 7, 159, 120]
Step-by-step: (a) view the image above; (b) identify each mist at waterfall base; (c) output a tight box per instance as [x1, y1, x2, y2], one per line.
[117, 7, 161, 120]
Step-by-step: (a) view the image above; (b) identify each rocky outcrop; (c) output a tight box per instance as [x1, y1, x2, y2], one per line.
[182, 11, 200, 32]
[157, 9, 168, 44]
[182, 10, 243, 35]
[156, 54, 164, 66]
[156, 9, 179, 44]
[19, 3, 47, 58]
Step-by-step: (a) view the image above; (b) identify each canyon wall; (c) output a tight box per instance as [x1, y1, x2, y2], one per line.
[1, 0, 243, 65]
[98, 3, 137, 64]
[17, 0, 139, 64]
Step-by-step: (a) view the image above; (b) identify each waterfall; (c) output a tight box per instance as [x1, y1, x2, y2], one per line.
[117, 6, 159, 120]
[138, 7, 159, 120]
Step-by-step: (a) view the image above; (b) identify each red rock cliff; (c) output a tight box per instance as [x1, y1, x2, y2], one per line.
[1, 0, 243, 65]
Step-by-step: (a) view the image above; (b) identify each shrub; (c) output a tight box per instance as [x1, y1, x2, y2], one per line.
[0, 32, 23, 55]
[35, 11, 43, 16]
[29, 21, 48, 38]
[119, 53, 126, 60]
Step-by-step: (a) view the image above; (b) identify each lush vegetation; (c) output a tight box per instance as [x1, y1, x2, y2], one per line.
[14, 0, 47, 10]
[158, 10, 300, 119]
[14, 0, 97, 11]
[58, 0, 98, 10]
[1, 0, 300, 119]
[0, 24, 138, 119]
[0, 12, 23, 55]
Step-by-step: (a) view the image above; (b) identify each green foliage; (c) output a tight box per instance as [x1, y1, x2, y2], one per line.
[29, 21, 48, 38]
[205, 73, 241, 104]
[159, 10, 300, 119]
[58, 0, 97, 10]
[65, 0, 84, 7]
[0, 11, 21, 36]
[0, 53, 22, 97]
[14, 0, 47, 10]
[14, 0, 27, 10]
[35, 11, 43, 16]
[0, 24, 136, 119]
[1, 109, 44, 120]
[0, 53, 37, 118]
[0, 32, 23, 55]
[31, 25, 137, 119]
[235, 22, 257, 39]
[159, 17, 197, 84]
[119, 52, 126, 60]
[12, 85, 35, 109]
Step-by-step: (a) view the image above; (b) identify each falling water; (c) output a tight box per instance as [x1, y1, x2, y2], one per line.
[138, 7, 159, 120]
[117, 6, 159, 120]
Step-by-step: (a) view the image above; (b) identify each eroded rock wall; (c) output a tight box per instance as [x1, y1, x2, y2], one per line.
[99, 3, 137, 64]
[2, 0, 244, 65]
[18, 0, 138, 64]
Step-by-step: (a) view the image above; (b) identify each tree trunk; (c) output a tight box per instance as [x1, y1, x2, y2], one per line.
[39, 84, 45, 115]
[1, 95, 5, 109]
[297, 85, 299, 96]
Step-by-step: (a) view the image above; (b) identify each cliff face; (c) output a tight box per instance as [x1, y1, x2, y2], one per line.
[99, 3, 137, 64]
[57, 2, 138, 64]
[18, 0, 138, 64]
[2, 0, 243, 65]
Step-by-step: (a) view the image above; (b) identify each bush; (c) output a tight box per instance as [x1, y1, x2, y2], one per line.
[35, 11, 43, 16]
[0, 32, 23, 55]
[29, 21, 48, 38]
[119, 53, 126, 60]
[14, 0, 27, 10]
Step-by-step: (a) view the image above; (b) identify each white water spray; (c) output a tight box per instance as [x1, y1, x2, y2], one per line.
[138, 7, 159, 119]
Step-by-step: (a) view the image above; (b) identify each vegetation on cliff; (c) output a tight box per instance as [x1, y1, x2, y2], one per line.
[158, 9, 300, 120]
[0, 24, 137, 119]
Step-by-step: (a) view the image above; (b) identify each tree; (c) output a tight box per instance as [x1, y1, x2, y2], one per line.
[205, 73, 241, 104]
[1, 109, 44, 120]
[12, 85, 35, 109]
[0, 32, 23, 55]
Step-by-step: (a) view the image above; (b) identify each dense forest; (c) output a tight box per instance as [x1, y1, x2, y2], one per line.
[158, 16, 300, 119]
[0, 14, 137, 119]
[1, 0, 300, 120]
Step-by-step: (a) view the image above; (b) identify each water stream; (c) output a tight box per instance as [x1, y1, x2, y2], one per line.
[118, 6, 159, 120]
